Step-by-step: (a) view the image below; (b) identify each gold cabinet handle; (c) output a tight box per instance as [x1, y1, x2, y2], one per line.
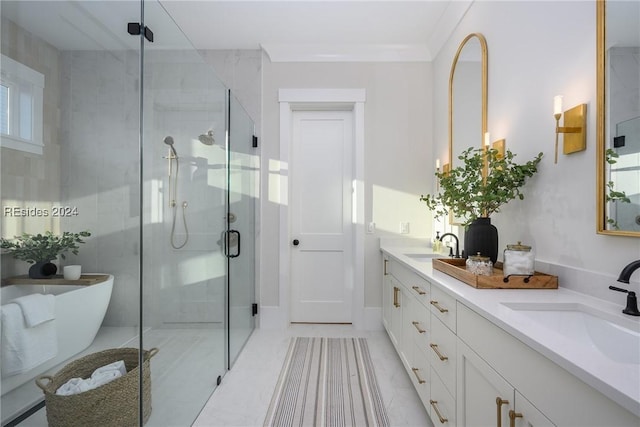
[430, 343, 448, 361]
[393, 287, 400, 308]
[384, 259, 389, 275]
[412, 321, 426, 333]
[429, 400, 448, 424]
[430, 300, 449, 313]
[412, 285, 426, 295]
[411, 367, 426, 384]
[508, 410, 522, 427]
[496, 397, 509, 427]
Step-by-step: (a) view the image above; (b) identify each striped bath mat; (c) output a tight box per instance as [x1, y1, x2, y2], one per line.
[264, 337, 390, 427]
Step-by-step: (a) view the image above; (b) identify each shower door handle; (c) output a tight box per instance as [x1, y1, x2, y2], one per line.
[227, 229, 241, 258]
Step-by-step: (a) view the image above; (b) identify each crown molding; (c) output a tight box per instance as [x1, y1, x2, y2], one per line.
[261, 43, 431, 62]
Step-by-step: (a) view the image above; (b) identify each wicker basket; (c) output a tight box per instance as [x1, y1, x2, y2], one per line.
[35, 347, 159, 427]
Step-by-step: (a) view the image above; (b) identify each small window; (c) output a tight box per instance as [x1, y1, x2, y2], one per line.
[0, 54, 44, 155]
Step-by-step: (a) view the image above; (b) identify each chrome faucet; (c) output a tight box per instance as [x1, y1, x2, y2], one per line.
[609, 259, 640, 316]
[440, 233, 460, 258]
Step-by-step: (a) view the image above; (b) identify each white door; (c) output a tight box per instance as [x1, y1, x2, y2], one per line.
[290, 110, 353, 323]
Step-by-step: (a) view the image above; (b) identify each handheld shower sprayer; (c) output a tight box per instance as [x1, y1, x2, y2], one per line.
[162, 135, 188, 249]
[163, 135, 178, 158]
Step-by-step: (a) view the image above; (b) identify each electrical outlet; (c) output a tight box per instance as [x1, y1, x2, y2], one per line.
[400, 222, 410, 234]
[367, 222, 376, 233]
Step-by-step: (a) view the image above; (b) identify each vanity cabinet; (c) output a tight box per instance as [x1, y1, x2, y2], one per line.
[457, 337, 555, 427]
[382, 253, 640, 427]
[382, 256, 458, 426]
[457, 301, 638, 427]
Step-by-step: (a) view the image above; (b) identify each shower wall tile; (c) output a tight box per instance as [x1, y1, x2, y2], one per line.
[199, 49, 262, 135]
[60, 49, 142, 327]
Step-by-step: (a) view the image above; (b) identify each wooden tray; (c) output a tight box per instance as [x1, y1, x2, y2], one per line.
[432, 258, 558, 289]
[1, 274, 110, 287]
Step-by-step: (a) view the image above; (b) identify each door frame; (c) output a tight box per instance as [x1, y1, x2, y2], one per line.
[278, 88, 365, 329]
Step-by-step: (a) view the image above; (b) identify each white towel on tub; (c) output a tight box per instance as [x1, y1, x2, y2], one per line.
[11, 294, 55, 327]
[1, 303, 58, 377]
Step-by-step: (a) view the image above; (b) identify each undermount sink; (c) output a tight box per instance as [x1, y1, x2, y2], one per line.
[502, 302, 640, 364]
[403, 253, 441, 261]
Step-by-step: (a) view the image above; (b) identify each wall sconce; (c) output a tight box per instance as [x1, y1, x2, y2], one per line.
[492, 139, 506, 158]
[553, 95, 587, 164]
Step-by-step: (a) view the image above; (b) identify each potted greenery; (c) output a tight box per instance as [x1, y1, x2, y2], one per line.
[1, 230, 91, 279]
[421, 147, 542, 263]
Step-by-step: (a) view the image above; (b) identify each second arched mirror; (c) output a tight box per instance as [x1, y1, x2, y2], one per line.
[448, 33, 488, 224]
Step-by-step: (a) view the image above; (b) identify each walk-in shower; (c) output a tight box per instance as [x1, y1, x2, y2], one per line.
[0, 1, 257, 426]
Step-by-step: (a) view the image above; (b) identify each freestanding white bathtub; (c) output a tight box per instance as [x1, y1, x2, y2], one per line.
[0, 274, 113, 395]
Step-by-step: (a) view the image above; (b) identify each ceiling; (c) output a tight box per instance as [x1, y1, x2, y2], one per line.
[159, 0, 471, 60]
[1, 1, 471, 61]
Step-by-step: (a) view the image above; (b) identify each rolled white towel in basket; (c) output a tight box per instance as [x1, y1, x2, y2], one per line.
[56, 360, 127, 396]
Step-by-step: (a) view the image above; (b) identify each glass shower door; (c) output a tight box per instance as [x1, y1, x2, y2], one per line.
[140, 1, 227, 425]
[227, 92, 257, 366]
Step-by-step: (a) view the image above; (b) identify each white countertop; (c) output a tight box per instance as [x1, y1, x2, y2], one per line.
[380, 243, 640, 418]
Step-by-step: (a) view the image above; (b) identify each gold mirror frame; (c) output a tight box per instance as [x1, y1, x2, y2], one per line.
[448, 33, 488, 224]
[596, 0, 640, 237]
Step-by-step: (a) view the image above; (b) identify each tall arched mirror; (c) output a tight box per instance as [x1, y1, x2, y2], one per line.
[448, 33, 488, 224]
[597, 0, 640, 236]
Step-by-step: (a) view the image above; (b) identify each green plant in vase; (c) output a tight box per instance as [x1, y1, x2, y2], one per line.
[1, 230, 91, 279]
[420, 147, 542, 262]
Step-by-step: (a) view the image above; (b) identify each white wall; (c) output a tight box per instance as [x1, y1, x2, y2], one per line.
[433, 1, 640, 298]
[260, 55, 433, 311]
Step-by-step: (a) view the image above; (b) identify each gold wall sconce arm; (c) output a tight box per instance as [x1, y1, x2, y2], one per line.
[553, 96, 587, 163]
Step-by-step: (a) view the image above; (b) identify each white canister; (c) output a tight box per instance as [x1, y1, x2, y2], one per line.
[63, 265, 82, 280]
[503, 242, 535, 277]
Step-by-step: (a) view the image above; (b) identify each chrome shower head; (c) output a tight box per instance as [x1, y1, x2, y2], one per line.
[198, 130, 215, 146]
[163, 135, 178, 157]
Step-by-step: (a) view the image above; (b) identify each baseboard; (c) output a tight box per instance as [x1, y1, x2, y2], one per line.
[362, 307, 383, 331]
[258, 305, 288, 329]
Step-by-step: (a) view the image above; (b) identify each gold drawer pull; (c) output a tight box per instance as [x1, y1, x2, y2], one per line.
[412, 321, 426, 333]
[393, 287, 400, 308]
[384, 259, 389, 275]
[430, 300, 449, 313]
[412, 285, 426, 295]
[508, 410, 522, 427]
[411, 368, 426, 384]
[429, 400, 448, 424]
[430, 343, 448, 361]
[496, 397, 509, 427]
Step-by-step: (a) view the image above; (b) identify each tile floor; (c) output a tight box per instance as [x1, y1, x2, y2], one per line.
[193, 324, 432, 427]
[6, 325, 431, 427]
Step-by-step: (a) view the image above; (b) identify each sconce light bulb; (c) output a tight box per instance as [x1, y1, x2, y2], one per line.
[484, 132, 491, 147]
[553, 95, 563, 116]
[436, 159, 440, 169]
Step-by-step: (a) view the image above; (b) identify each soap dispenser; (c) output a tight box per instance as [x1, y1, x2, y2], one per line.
[433, 231, 441, 253]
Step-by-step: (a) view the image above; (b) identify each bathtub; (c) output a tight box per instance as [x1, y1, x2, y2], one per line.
[1, 274, 113, 395]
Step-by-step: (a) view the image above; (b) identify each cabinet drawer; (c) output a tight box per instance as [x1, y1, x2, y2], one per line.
[430, 315, 457, 396]
[410, 342, 430, 405]
[429, 285, 457, 332]
[430, 369, 456, 427]
[409, 300, 430, 348]
[389, 259, 431, 303]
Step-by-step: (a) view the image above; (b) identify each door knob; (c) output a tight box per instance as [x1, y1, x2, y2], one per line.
[292, 239, 299, 246]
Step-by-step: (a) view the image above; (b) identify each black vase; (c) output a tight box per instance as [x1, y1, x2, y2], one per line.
[28, 261, 57, 279]
[464, 217, 498, 264]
